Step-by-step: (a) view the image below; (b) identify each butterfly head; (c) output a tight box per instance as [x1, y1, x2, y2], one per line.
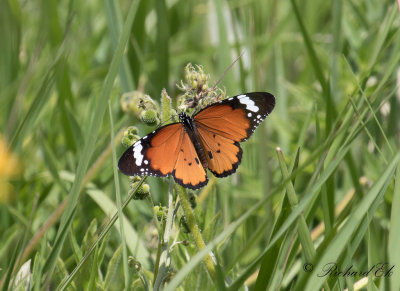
[178, 112, 195, 131]
[178, 112, 190, 122]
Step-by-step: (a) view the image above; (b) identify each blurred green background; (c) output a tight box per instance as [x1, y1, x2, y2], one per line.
[1, 0, 399, 290]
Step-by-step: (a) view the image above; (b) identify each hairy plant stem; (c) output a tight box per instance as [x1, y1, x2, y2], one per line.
[176, 186, 216, 282]
[154, 183, 176, 289]
[153, 220, 166, 287]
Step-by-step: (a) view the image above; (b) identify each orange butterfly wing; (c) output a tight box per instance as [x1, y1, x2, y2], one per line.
[119, 123, 182, 177]
[172, 132, 208, 189]
[118, 122, 207, 189]
[194, 92, 275, 177]
[196, 126, 242, 177]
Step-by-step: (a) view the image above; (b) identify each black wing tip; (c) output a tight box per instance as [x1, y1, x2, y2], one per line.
[248, 91, 275, 99]
[118, 145, 164, 177]
[118, 146, 136, 176]
[246, 91, 276, 113]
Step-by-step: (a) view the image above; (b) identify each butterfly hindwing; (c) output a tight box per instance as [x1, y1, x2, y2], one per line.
[173, 132, 208, 189]
[196, 126, 243, 177]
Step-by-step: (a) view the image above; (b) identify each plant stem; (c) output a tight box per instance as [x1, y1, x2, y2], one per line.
[153, 220, 166, 286]
[154, 184, 176, 289]
[176, 186, 216, 282]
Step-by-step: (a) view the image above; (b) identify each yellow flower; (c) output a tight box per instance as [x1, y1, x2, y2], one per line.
[0, 136, 20, 204]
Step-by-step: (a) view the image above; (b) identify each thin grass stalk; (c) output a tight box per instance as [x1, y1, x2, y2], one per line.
[277, 149, 329, 291]
[389, 164, 400, 290]
[303, 153, 400, 290]
[229, 139, 355, 290]
[18, 128, 125, 267]
[44, 0, 140, 281]
[56, 178, 147, 291]
[276, 148, 332, 291]
[109, 102, 130, 289]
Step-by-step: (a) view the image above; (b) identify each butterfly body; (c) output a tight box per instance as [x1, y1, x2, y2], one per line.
[179, 112, 209, 169]
[119, 92, 275, 189]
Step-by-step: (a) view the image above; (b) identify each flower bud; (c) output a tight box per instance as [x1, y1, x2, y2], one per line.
[140, 109, 159, 126]
[130, 182, 150, 200]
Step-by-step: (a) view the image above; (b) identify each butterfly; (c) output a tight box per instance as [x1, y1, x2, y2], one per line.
[118, 92, 275, 190]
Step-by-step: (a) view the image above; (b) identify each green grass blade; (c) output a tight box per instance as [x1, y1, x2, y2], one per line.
[109, 102, 129, 288]
[303, 153, 400, 290]
[87, 188, 150, 265]
[2, 2, 399, 290]
[103, 245, 122, 290]
[43, 0, 140, 281]
[367, 4, 398, 72]
[154, 0, 169, 95]
[0, 0, 20, 92]
[290, 0, 335, 134]
[10, 67, 56, 149]
[213, 0, 238, 93]
[104, 0, 135, 92]
[228, 140, 354, 290]
[165, 194, 271, 291]
[56, 178, 147, 291]
[388, 163, 400, 290]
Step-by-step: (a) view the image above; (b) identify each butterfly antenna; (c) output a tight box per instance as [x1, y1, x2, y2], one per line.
[211, 50, 245, 91]
[158, 114, 178, 128]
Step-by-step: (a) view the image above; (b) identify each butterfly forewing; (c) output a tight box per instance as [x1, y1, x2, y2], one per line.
[118, 123, 183, 177]
[194, 92, 275, 141]
[118, 122, 207, 189]
[194, 92, 275, 177]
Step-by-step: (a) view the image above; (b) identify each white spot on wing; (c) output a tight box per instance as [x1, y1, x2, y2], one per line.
[248, 113, 252, 117]
[133, 142, 144, 166]
[238, 96, 259, 112]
